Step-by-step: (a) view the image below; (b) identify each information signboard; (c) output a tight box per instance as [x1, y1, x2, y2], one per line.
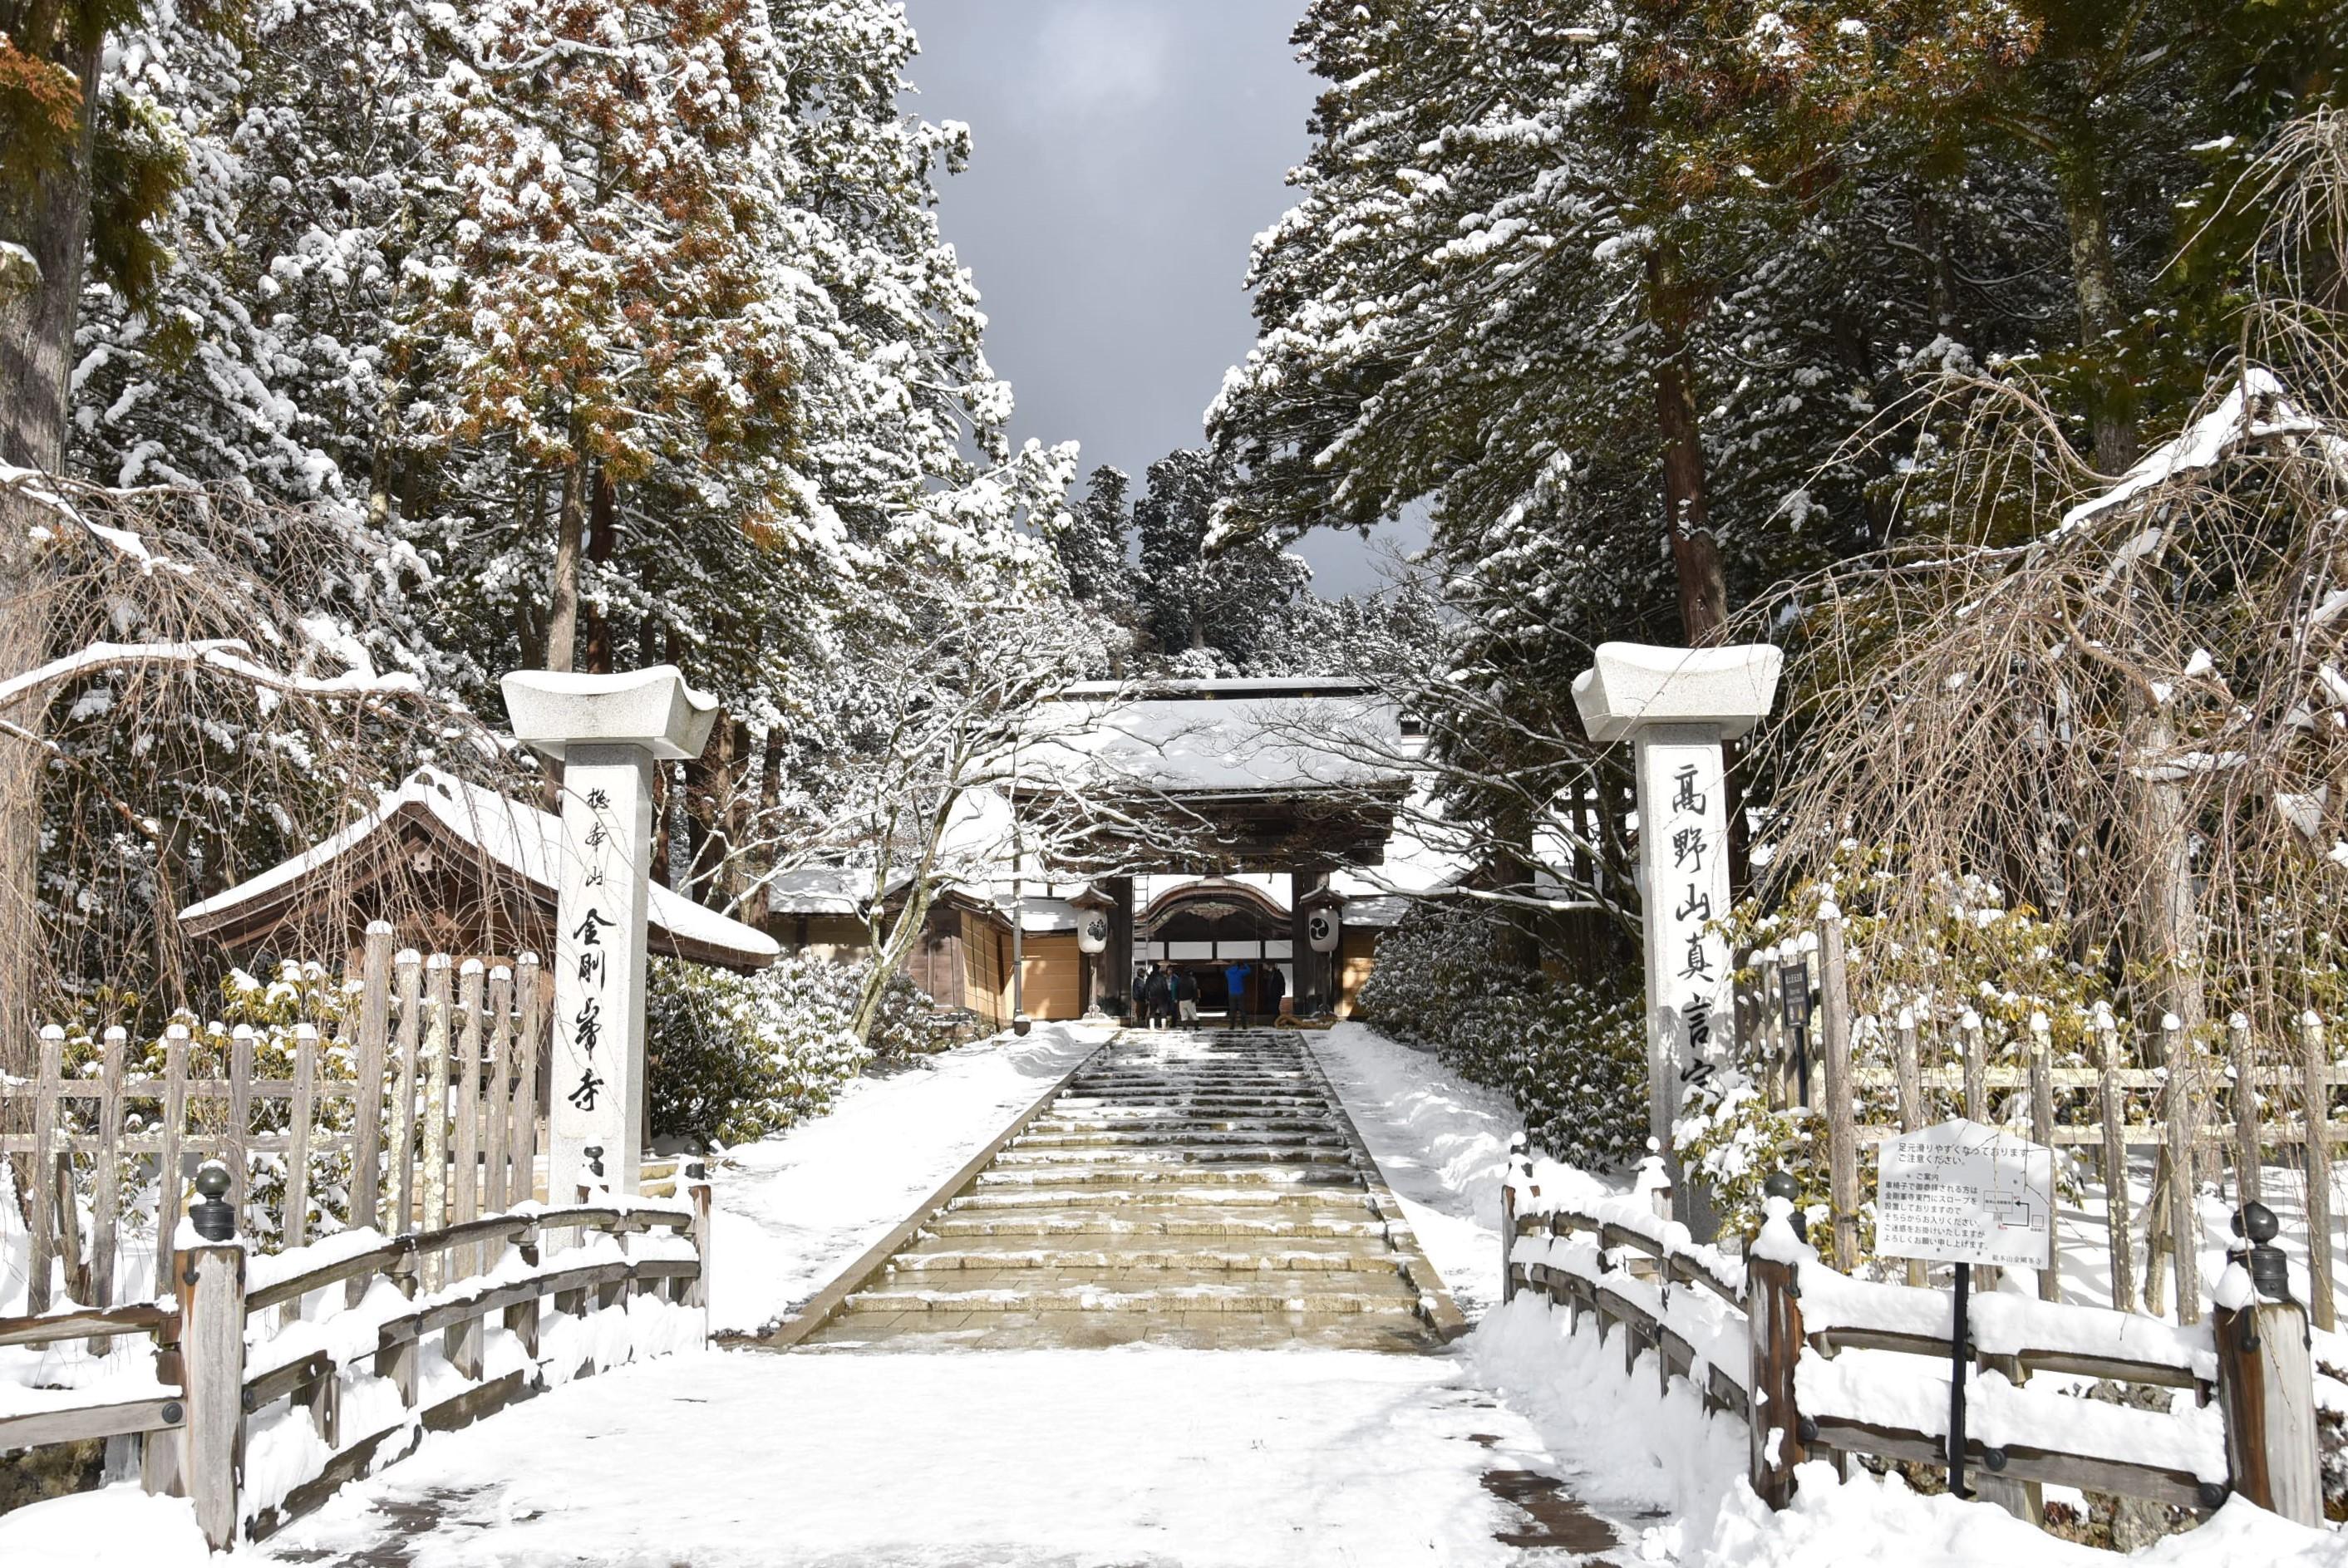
[1875, 1118, 2055, 1270]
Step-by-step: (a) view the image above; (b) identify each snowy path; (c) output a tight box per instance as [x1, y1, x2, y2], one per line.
[253, 1345, 1625, 1567]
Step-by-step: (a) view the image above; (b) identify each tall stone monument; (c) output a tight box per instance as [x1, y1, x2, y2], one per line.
[503, 666, 718, 1200]
[1572, 642, 1782, 1183]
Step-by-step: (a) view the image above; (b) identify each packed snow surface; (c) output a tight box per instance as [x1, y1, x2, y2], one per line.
[252, 1345, 1577, 1567]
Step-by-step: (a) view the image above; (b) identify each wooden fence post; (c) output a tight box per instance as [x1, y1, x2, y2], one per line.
[2094, 1005, 2135, 1315]
[1960, 1009, 1987, 1125]
[391, 949, 424, 1234]
[453, 958, 485, 1278]
[178, 1162, 246, 1551]
[1499, 1169, 1519, 1306]
[1817, 904, 1859, 1268]
[226, 1023, 255, 1226]
[156, 1023, 189, 1300]
[283, 1023, 318, 1255]
[1745, 1251, 1806, 1509]
[2213, 1206, 2321, 1526]
[1895, 1007, 1925, 1287]
[515, 951, 545, 1204]
[2163, 1015, 2204, 1325]
[24, 1024, 62, 1314]
[2029, 1011, 2060, 1304]
[421, 954, 453, 1280]
[2230, 1011, 2261, 1206]
[348, 921, 394, 1241]
[2301, 1010, 2336, 1333]
[687, 1162, 713, 1312]
[88, 1026, 127, 1339]
[485, 965, 514, 1213]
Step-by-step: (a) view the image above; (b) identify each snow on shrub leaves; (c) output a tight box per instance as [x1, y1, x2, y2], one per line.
[1354, 902, 1646, 1172]
[646, 953, 936, 1149]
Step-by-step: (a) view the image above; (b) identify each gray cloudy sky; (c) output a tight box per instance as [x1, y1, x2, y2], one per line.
[898, 0, 1418, 597]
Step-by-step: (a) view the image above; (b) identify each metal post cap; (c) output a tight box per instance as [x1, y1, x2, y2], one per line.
[188, 1160, 236, 1243]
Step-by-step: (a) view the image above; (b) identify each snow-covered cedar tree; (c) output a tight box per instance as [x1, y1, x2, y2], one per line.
[644, 951, 933, 1149]
[1130, 447, 1309, 674]
[1052, 465, 1134, 610]
[1353, 900, 1646, 1171]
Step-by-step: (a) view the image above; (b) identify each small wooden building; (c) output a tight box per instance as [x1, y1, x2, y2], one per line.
[178, 768, 780, 972]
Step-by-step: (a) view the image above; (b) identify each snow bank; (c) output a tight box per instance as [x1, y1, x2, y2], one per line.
[1304, 1022, 1523, 1312]
[0, 1487, 209, 1568]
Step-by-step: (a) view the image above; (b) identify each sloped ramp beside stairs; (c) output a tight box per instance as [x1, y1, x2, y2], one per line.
[789, 1028, 1463, 1351]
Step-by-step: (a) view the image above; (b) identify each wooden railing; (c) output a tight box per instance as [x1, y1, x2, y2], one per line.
[0, 1162, 711, 1551]
[1504, 1156, 2321, 1536]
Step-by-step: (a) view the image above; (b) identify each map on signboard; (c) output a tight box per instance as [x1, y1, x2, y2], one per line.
[1874, 1118, 2055, 1269]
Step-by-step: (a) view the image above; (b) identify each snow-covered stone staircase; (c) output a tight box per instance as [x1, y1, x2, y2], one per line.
[800, 1029, 1460, 1351]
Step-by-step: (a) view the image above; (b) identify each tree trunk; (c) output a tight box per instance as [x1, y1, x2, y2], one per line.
[2055, 135, 2139, 476]
[582, 466, 618, 675]
[544, 451, 587, 676]
[1647, 248, 1730, 646]
[0, 31, 105, 1081]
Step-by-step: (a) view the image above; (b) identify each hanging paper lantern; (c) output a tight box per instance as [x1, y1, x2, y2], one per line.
[1077, 911, 1110, 954]
[1307, 907, 1340, 953]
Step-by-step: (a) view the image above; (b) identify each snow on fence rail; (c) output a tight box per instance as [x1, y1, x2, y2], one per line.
[1741, 908, 2345, 1326]
[1, 1165, 712, 1551]
[1503, 1151, 2322, 1537]
[0, 924, 710, 1319]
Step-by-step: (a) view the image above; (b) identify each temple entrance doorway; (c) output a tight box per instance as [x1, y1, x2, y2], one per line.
[1135, 880, 1293, 1023]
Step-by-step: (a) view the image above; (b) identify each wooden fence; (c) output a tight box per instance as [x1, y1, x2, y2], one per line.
[1, 1167, 711, 1550]
[1, 922, 550, 1317]
[1504, 1155, 2322, 1536]
[1740, 911, 2344, 1329]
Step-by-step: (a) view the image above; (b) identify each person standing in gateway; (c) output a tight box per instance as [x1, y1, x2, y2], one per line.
[1223, 958, 1253, 1028]
[1174, 966, 1199, 1028]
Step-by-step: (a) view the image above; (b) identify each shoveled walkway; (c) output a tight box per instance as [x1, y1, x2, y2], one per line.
[798, 1028, 1461, 1351]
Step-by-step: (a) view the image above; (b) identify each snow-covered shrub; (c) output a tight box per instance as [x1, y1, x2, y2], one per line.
[1687, 843, 2123, 1266]
[1354, 902, 1646, 1170]
[646, 953, 933, 1148]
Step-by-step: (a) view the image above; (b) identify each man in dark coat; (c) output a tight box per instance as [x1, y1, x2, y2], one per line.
[1173, 966, 1199, 1027]
[1144, 962, 1174, 1029]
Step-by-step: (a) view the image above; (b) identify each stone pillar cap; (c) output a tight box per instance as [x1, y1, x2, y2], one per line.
[501, 666, 720, 762]
[1571, 641, 1783, 745]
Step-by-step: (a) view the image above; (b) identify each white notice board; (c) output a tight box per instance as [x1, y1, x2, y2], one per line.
[1874, 1119, 2055, 1269]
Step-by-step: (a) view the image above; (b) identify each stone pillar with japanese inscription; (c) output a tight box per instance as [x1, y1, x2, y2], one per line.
[502, 666, 719, 1202]
[1572, 643, 1782, 1187]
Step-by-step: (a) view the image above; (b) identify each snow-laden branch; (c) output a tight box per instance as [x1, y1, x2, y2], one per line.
[0, 639, 424, 717]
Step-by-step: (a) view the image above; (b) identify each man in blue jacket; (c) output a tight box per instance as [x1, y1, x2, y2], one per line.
[1223, 961, 1253, 1029]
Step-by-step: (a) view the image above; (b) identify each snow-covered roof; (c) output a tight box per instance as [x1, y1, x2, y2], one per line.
[180, 768, 780, 971]
[765, 868, 888, 917]
[1026, 685, 1409, 798]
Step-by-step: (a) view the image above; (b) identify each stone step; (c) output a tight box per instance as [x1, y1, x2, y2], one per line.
[890, 1245, 1401, 1273]
[1032, 1107, 1337, 1124]
[991, 1146, 1356, 1169]
[798, 1308, 1436, 1354]
[1011, 1128, 1351, 1150]
[923, 1212, 1396, 1240]
[947, 1186, 1379, 1212]
[972, 1165, 1363, 1190]
[844, 1280, 1423, 1315]
[1052, 1096, 1331, 1113]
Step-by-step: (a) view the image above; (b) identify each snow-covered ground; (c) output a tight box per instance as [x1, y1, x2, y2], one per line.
[1305, 1021, 1525, 1315]
[706, 1019, 1106, 1333]
[250, 1344, 1583, 1566]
